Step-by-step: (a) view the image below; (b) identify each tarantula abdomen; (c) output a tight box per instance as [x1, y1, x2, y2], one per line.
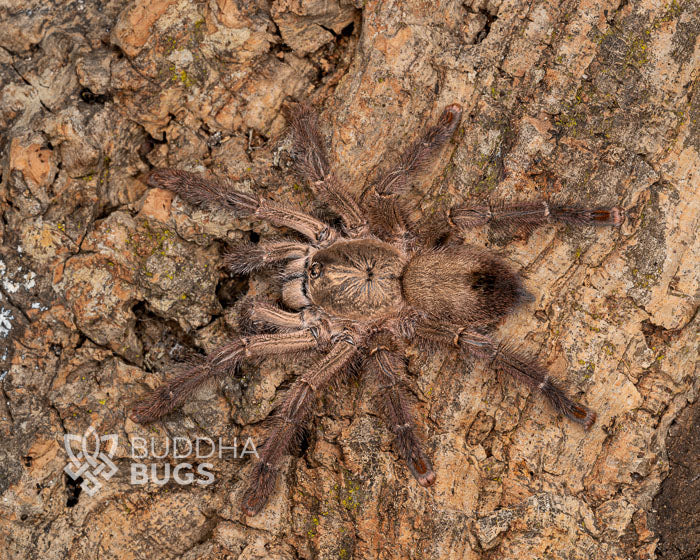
[403, 245, 529, 326]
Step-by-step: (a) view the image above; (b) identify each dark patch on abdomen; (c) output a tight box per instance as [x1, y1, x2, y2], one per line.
[469, 271, 499, 293]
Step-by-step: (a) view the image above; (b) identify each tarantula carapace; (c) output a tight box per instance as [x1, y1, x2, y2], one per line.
[130, 102, 623, 516]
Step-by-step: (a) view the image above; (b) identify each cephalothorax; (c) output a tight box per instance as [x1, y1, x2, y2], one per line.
[131, 103, 623, 515]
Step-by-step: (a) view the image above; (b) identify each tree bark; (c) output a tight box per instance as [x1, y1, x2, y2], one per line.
[0, 0, 697, 558]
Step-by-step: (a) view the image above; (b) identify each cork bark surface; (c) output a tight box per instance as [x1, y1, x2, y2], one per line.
[0, 0, 698, 559]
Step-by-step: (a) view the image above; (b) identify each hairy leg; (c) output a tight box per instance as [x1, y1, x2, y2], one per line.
[449, 201, 624, 233]
[238, 301, 335, 346]
[240, 336, 359, 516]
[224, 240, 311, 275]
[130, 330, 318, 423]
[238, 300, 307, 332]
[148, 169, 336, 244]
[365, 345, 435, 486]
[364, 193, 413, 240]
[147, 169, 258, 216]
[415, 322, 596, 429]
[374, 104, 463, 196]
[363, 104, 462, 237]
[288, 104, 368, 235]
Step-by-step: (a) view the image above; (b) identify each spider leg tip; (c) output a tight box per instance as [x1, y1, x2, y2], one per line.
[611, 207, 625, 226]
[240, 496, 264, 517]
[571, 405, 597, 430]
[145, 168, 180, 191]
[128, 409, 148, 424]
[417, 470, 437, 487]
[409, 456, 436, 487]
[583, 410, 597, 430]
[443, 104, 463, 122]
[145, 169, 162, 187]
[592, 207, 625, 226]
[128, 400, 162, 424]
[240, 506, 259, 517]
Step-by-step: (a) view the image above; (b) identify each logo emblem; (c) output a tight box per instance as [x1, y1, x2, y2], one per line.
[63, 426, 118, 496]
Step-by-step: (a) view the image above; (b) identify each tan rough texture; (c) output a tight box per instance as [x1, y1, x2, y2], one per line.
[0, 0, 698, 559]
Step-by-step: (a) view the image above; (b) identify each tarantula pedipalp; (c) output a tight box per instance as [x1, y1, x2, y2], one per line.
[130, 102, 624, 516]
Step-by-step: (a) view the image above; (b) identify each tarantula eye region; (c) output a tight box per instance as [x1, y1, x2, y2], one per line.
[309, 261, 323, 279]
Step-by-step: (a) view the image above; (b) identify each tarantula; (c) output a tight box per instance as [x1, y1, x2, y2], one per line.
[130, 102, 623, 516]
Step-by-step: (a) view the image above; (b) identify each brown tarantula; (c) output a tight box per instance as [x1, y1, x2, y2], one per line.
[130, 103, 623, 516]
